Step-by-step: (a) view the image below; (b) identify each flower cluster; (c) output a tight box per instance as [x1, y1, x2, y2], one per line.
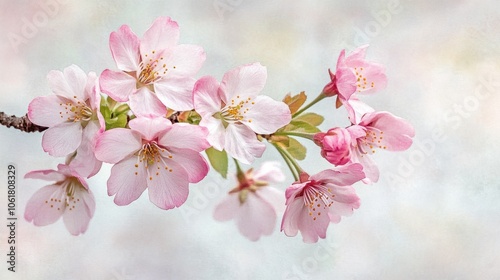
[23, 17, 413, 241]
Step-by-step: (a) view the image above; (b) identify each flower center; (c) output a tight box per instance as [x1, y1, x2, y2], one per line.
[135, 141, 174, 181]
[354, 67, 375, 92]
[137, 50, 173, 85]
[358, 129, 386, 155]
[219, 95, 255, 124]
[303, 183, 335, 221]
[44, 178, 83, 212]
[58, 97, 93, 123]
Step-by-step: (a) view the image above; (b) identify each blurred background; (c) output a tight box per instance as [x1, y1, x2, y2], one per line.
[0, 0, 499, 279]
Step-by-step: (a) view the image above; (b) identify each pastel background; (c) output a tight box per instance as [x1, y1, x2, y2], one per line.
[0, 0, 499, 279]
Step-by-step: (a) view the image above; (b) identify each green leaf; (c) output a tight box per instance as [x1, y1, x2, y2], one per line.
[205, 147, 228, 178]
[293, 112, 324, 126]
[282, 120, 321, 134]
[280, 137, 306, 160]
[283, 91, 307, 115]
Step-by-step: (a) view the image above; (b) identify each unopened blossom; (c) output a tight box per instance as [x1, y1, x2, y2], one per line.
[27, 64, 104, 177]
[213, 162, 285, 241]
[193, 63, 291, 164]
[94, 117, 210, 209]
[24, 164, 96, 236]
[347, 111, 415, 183]
[314, 127, 353, 166]
[100, 16, 206, 117]
[322, 45, 387, 123]
[281, 164, 365, 243]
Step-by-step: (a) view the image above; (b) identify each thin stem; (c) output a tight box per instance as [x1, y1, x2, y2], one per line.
[274, 131, 315, 141]
[292, 92, 327, 118]
[274, 144, 299, 181]
[273, 143, 304, 181]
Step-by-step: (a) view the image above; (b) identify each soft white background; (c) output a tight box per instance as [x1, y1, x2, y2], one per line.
[0, 0, 499, 279]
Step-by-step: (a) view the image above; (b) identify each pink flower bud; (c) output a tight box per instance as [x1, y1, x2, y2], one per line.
[314, 127, 352, 166]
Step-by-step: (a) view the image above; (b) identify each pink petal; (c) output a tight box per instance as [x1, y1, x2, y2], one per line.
[220, 63, 267, 104]
[99, 69, 137, 102]
[158, 123, 209, 152]
[25, 169, 66, 182]
[85, 72, 100, 111]
[235, 192, 278, 241]
[47, 65, 88, 100]
[94, 128, 142, 164]
[62, 188, 95, 235]
[335, 67, 357, 100]
[328, 199, 360, 223]
[42, 122, 83, 157]
[360, 111, 415, 151]
[343, 97, 374, 124]
[70, 120, 102, 178]
[253, 162, 285, 184]
[311, 163, 365, 186]
[168, 148, 208, 183]
[344, 45, 368, 64]
[28, 95, 69, 127]
[199, 117, 226, 151]
[281, 198, 304, 237]
[24, 184, 65, 226]
[242, 95, 291, 134]
[354, 63, 387, 94]
[154, 76, 196, 111]
[296, 202, 331, 243]
[159, 44, 205, 77]
[255, 187, 285, 213]
[128, 116, 171, 141]
[352, 150, 380, 183]
[224, 124, 266, 165]
[107, 156, 148, 205]
[213, 193, 240, 221]
[193, 76, 222, 118]
[128, 87, 167, 117]
[147, 160, 190, 210]
[110, 24, 140, 72]
[325, 184, 360, 204]
[140, 17, 179, 57]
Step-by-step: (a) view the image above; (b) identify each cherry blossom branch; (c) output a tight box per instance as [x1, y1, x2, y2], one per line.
[274, 131, 315, 141]
[273, 142, 302, 181]
[0, 112, 47, 132]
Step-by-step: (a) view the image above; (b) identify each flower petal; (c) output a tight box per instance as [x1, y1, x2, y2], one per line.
[70, 120, 102, 178]
[99, 69, 137, 102]
[220, 63, 267, 103]
[224, 124, 266, 165]
[213, 193, 240, 221]
[242, 95, 291, 134]
[28, 95, 69, 127]
[255, 186, 285, 214]
[25, 169, 66, 182]
[110, 24, 141, 72]
[311, 163, 365, 186]
[140, 17, 179, 57]
[235, 192, 277, 241]
[128, 116, 171, 141]
[94, 128, 142, 164]
[158, 123, 209, 152]
[253, 162, 285, 184]
[193, 76, 222, 117]
[107, 156, 148, 205]
[42, 122, 83, 157]
[129, 87, 167, 117]
[154, 76, 196, 111]
[168, 148, 209, 183]
[24, 184, 65, 226]
[199, 117, 225, 151]
[360, 111, 415, 151]
[159, 44, 205, 77]
[62, 188, 95, 235]
[147, 159, 190, 210]
[47, 65, 88, 100]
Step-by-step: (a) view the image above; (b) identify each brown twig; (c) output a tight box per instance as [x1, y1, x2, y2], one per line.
[0, 112, 47, 133]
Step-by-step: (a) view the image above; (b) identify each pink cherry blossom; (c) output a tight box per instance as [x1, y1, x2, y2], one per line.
[94, 117, 210, 209]
[27, 64, 104, 178]
[314, 127, 353, 166]
[281, 164, 365, 243]
[100, 16, 206, 117]
[24, 164, 96, 236]
[346, 111, 415, 183]
[193, 63, 291, 164]
[213, 162, 285, 241]
[323, 45, 387, 123]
